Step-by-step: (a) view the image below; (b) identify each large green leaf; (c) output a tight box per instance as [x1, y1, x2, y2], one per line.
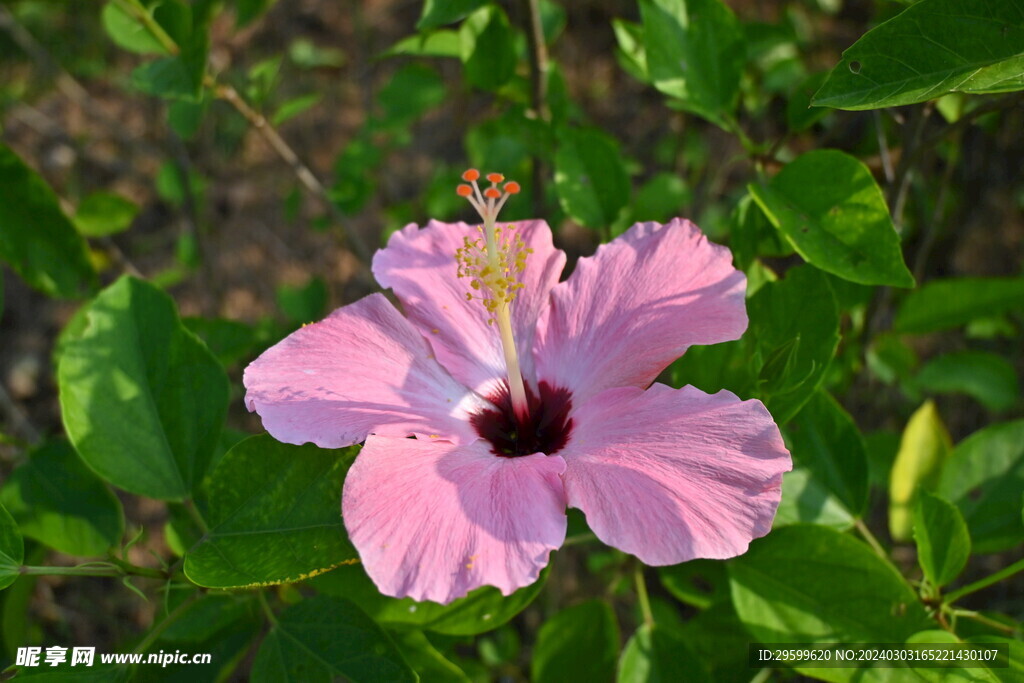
[0, 144, 96, 298]
[459, 6, 515, 90]
[390, 630, 469, 683]
[729, 525, 933, 644]
[184, 435, 358, 588]
[913, 490, 970, 588]
[913, 351, 1019, 412]
[788, 392, 869, 518]
[0, 441, 124, 557]
[554, 127, 630, 229]
[618, 623, 710, 682]
[311, 563, 548, 636]
[58, 276, 228, 501]
[749, 265, 840, 423]
[531, 600, 619, 683]
[813, 0, 1024, 110]
[0, 504, 23, 591]
[938, 420, 1024, 553]
[639, 0, 743, 126]
[893, 277, 1024, 333]
[889, 401, 952, 542]
[749, 150, 913, 287]
[774, 468, 856, 530]
[251, 596, 416, 683]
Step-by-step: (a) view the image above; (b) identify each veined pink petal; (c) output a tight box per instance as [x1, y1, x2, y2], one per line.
[561, 383, 790, 565]
[343, 435, 567, 604]
[373, 220, 565, 394]
[243, 293, 485, 448]
[534, 218, 746, 404]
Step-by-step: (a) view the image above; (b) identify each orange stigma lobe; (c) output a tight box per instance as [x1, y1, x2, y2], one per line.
[456, 184, 474, 197]
[487, 173, 504, 183]
[484, 188, 501, 199]
[504, 181, 521, 195]
[462, 169, 480, 181]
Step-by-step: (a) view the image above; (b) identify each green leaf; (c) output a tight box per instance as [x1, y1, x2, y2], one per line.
[913, 490, 970, 588]
[236, 0, 277, 27]
[0, 441, 124, 557]
[383, 31, 462, 59]
[184, 435, 358, 588]
[390, 630, 470, 683]
[639, 0, 743, 127]
[418, 0, 489, 30]
[894, 277, 1024, 333]
[813, 0, 1024, 110]
[788, 392, 869, 518]
[58, 276, 228, 501]
[72, 192, 139, 237]
[889, 401, 952, 541]
[102, 1, 170, 55]
[531, 600, 619, 683]
[275, 276, 327, 324]
[0, 144, 96, 298]
[749, 150, 914, 288]
[459, 6, 516, 90]
[251, 596, 416, 682]
[271, 93, 321, 126]
[939, 420, 1024, 553]
[618, 623, 710, 683]
[612, 19, 648, 82]
[0, 504, 23, 591]
[913, 351, 1019, 412]
[554, 127, 630, 229]
[311, 563, 548, 636]
[377, 64, 447, 131]
[729, 525, 933, 644]
[678, 601, 750, 683]
[775, 468, 856, 530]
[627, 173, 693, 225]
[168, 97, 207, 139]
[749, 265, 840, 423]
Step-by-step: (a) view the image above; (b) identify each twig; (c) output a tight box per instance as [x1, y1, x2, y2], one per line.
[873, 110, 895, 184]
[886, 104, 931, 233]
[634, 564, 655, 628]
[523, 0, 551, 218]
[212, 82, 372, 264]
[946, 557, 1024, 604]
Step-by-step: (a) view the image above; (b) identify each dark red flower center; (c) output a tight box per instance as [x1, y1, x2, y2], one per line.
[471, 381, 574, 458]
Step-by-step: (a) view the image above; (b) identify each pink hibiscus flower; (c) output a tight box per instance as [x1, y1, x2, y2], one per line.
[243, 171, 791, 604]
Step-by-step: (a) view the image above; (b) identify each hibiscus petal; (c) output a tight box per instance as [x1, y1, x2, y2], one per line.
[561, 383, 790, 565]
[535, 218, 746, 403]
[243, 293, 485, 448]
[343, 435, 567, 604]
[373, 220, 565, 394]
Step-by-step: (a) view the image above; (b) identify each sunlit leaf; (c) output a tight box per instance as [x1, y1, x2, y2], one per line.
[58, 276, 228, 501]
[554, 127, 630, 229]
[749, 150, 914, 287]
[459, 6, 515, 90]
[639, 0, 743, 127]
[729, 525, 933, 644]
[73, 192, 139, 237]
[913, 490, 970, 588]
[939, 420, 1024, 553]
[618, 623, 710, 682]
[814, 0, 1024, 110]
[889, 401, 952, 542]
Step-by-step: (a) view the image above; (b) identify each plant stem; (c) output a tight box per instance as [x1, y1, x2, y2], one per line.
[853, 518, 888, 560]
[21, 563, 166, 580]
[257, 589, 279, 627]
[523, 0, 550, 218]
[113, 0, 179, 55]
[183, 498, 210, 536]
[946, 557, 1024, 604]
[561, 532, 598, 547]
[212, 81, 372, 263]
[132, 592, 200, 655]
[634, 564, 655, 628]
[951, 610, 1017, 635]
